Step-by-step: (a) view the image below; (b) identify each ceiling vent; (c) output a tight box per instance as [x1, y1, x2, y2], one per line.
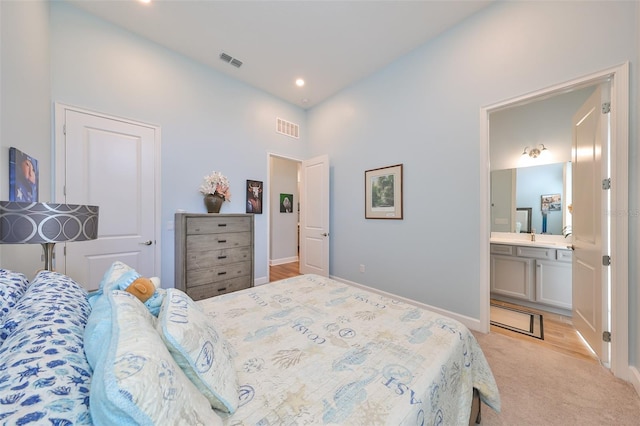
[219, 52, 242, 68]
[276, 117, 299, 139]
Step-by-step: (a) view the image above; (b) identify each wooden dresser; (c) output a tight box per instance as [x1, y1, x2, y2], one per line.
[175, 213, 254, 301]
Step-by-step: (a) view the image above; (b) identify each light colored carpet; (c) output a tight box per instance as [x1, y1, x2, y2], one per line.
[473, 331, 640, 425]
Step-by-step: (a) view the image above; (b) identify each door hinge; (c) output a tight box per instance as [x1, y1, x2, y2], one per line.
[602, 102, 611, 114]
[602, 178, 611, 190]
[602, 255, 611, 266]
[63, 124, 66, 135]
[603, 331, 611, 342]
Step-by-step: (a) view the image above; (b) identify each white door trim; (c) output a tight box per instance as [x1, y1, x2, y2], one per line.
[479, 63, 629, 381]
[53, 103, 162, 278]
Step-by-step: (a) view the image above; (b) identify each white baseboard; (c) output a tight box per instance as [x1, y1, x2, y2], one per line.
[254, 276, 269, 286]
[329, 275, 483, 333]
[269, 256, 298, 266]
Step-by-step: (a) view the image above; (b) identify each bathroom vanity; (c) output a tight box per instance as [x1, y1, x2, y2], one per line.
[490, 237, 572, 315]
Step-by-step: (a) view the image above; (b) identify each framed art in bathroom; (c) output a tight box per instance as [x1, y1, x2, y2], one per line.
[365, 164, 403, 219]
[541, 193, 561, 212]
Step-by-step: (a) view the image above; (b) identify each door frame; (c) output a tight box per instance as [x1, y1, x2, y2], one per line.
[479, 63, 629, 381]
[53, 103, 162, 278]
[266, 152, 303, 284]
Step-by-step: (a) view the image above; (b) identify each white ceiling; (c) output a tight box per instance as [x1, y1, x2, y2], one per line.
[65, 0, 494, 109]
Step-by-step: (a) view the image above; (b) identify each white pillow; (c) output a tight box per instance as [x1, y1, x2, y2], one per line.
[87, 290, 222, 426]
[157, 288, 239, 413]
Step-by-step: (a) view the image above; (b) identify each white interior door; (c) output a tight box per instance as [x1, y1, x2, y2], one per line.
[55, 106, 159, 291]
[571, 85, 609, 363]
[299, 155, 330, 276]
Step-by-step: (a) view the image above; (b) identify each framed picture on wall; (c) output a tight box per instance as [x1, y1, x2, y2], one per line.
[541, 193, 561, 212]
[280, 194, 293, 213]
[246, 180, 263, 214]
[9, 147, 39, 202]
[365, 164, 403, 219]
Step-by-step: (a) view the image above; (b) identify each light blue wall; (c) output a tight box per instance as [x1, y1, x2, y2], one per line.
[49, 2, 309, 285]
[0, 0, 52, 273]
[307, 1, 638, 322]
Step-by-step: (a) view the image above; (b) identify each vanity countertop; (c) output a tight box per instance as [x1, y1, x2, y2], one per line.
[490, 232, 572, 250]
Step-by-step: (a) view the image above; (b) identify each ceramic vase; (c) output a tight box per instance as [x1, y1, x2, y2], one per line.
[204, 193, 224, 213]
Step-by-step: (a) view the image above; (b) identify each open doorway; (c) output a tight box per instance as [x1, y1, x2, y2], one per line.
[267, 154, 301, 282]
[480, 63, 629, 380]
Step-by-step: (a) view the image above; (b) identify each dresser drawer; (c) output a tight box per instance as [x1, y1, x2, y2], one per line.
[187, 276, 252, 301]
[186, 246, 251, 270]
[186, 260, 252, 287]
[186, 216, 251, 235]
[186, 232, 251, 251]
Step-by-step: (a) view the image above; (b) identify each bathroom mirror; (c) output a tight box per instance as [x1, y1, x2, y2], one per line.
[490, 162, 571, 235]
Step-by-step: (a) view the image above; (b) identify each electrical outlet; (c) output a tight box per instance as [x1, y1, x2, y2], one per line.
[359, 264, 365, 273]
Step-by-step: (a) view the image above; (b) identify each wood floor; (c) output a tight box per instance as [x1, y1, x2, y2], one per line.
[269, 261, 301, 282]
[268, 262, 599, 365]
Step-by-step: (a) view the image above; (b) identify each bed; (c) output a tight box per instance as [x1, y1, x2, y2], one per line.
[198, 274, 500, 425]
[0, 265, 500, 425]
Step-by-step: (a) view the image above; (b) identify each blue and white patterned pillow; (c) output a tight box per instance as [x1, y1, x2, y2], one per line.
[157, 288, 239, 413]
[0, 270, 92, 425]
[0, 269, 29, 332]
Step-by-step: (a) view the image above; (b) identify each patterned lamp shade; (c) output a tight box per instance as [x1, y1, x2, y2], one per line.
[0, 202, 99, 270]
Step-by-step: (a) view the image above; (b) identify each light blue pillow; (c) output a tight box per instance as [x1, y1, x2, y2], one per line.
[86, 290, 222, 426]
[88, 261, 164, 316]
[157, 288, 239, 413]
[88, 261, 139, 306]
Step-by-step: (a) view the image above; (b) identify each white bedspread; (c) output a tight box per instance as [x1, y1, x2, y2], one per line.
[197, 274, 500, 425]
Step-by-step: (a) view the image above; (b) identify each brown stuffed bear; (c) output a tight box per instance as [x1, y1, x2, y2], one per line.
[125, 277, 156, 303]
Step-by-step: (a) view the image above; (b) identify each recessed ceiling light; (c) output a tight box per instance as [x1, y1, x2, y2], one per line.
[139, 0, 152, 4]
[295, 78, 305, 87]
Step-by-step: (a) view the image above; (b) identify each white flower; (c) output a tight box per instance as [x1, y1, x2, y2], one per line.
[199, 171, 231, 200]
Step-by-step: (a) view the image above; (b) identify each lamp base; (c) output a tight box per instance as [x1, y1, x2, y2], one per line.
[41, 242, 56, 271]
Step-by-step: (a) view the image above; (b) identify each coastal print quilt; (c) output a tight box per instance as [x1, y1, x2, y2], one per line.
[197, 274, 500, 425]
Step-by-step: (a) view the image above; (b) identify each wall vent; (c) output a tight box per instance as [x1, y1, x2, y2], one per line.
[276, 117, 299, 139]
[220, 52, 243, 68]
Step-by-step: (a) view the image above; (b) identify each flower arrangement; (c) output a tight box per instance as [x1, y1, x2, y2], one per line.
[199, 171, 231, 201]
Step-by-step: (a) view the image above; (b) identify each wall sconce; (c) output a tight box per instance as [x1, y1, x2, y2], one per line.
[0, 202, 99, 271]
[521, 144, 549, 159]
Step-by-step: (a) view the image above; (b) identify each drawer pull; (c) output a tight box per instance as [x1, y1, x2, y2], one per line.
[217, 287, 227, 292]
[218, 239, 227, 243]
[217, 271, 227, 276]
[218, 223, 227, 227]
[217, 255, 227, 260]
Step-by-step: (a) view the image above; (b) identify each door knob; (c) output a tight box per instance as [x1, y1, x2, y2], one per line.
[321, 233, 329, 237]
[140, 240, 153, 246]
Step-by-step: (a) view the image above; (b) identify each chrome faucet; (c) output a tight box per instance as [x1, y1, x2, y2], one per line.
[530, 229, 536, 242]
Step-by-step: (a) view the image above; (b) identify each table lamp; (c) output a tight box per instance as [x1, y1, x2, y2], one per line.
[0, 202, 99, 271]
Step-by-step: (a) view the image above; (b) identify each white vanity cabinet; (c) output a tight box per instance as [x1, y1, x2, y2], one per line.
[535, 249, 572, 310]
[490, 244, 534, 301]
[490, 243, 572, 311]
